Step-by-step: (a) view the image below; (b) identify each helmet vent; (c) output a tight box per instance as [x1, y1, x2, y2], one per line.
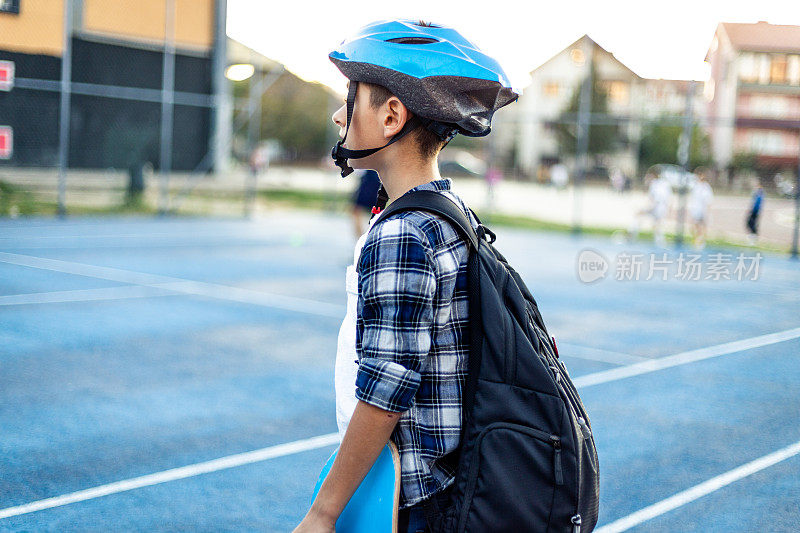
[386, 37, 439, 45]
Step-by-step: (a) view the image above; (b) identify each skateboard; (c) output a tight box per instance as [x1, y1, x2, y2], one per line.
[312, 441, 401, 532]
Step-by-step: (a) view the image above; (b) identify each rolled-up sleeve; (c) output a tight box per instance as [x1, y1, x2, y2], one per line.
[355, 217, 436, 412]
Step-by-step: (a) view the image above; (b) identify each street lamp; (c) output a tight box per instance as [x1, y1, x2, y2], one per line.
[225, 63, 255, 82]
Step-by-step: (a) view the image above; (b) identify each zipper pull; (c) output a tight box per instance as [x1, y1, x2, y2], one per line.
[549, 365, 562, 383]
[578, 416, 592, 437]
[551, 336, 559, 358]
[551, 436, 564, 485]
[571, 514, 582, 533]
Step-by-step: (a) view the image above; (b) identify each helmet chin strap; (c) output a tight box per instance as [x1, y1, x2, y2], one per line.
[331, 81, 422, 178]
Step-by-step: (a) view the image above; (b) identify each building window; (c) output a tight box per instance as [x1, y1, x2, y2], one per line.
[570, 48, 585, 66]
[749, 95, 788, 118]
[598, 80, 629, 104]
[749, 130, 785, 156]
[543, 81, 560, 97]
[0, 0, 19, 14]
[738, 53, 759, 83]
[608, 81, 629, 104]
[787, 55, 800, 85]
[758, 54, 771, 84]
[771, 55, 788, 84]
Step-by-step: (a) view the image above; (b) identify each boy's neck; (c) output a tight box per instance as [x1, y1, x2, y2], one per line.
[374, 154, 442, 202]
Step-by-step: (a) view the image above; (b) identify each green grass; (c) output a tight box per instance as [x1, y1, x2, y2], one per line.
[479, 210, 791, 254]
[479, 211, 619, 237]
[0, 181, 41, 216]
[257, 188, 351, 211]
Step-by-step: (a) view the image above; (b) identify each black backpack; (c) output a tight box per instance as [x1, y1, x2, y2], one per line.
[376, 191, 600, 533]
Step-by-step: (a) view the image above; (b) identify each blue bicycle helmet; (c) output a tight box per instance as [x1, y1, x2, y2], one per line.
[330, 19, 518, 177]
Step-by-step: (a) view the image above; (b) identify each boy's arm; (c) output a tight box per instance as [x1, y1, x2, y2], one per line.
[296, 217, 435, 532]
[294, 400, 400, 531]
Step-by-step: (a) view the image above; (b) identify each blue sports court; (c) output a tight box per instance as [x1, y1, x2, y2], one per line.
[1, 211, 798, 532]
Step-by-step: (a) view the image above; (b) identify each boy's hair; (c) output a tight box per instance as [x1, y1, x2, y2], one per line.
[366, 83, 446, 160]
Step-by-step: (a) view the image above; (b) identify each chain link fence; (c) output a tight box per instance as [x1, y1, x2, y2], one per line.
[0, 4, 798, 254]
[0, 0, 273, 217]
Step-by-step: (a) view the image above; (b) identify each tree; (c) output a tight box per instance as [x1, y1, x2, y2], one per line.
[638, 116, 711, 172]
[730, 151, 760, 173]
[552, 62, 624, 158]
[233, 70, 339, 162]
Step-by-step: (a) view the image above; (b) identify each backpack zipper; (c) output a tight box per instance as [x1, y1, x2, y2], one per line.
[526, 308, 591, 531]
[571, 513, 582, 533]
[550, 435, 564, 485]
[546, 359, 585, 532]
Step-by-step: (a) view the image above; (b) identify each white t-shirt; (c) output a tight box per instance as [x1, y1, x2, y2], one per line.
[648, 178, 673, 219]
[550, 164, 569, 187]
[688, 181, 713, 219]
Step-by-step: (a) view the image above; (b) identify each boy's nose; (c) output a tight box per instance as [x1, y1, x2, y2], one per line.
[332, 104, 346, 129]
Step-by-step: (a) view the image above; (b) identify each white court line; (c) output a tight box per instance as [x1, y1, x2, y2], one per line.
[573, 326, 800, 388]
[3, 251, 799, 520]
[0, 327, 795, 521]
[0, 286, 177, 306]
[0, 230, 269, 242]
[596, 439, 800, 533]
[557, 342, 649, 366]
[0, 433, 340, 521]
[0, 252, 345, 317]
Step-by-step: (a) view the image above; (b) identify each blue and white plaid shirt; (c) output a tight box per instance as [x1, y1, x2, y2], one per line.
[355, 178, 479, 508]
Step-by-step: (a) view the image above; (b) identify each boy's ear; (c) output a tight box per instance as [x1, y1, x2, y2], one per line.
[382, 96, 410, 139]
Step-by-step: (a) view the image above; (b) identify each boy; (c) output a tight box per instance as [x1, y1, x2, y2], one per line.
[627, 169, 673, 248]
[295, 20, 517, 533]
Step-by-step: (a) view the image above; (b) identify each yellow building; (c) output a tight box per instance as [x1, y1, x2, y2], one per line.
[0, 0, 214, 58]
[0, 0, 226, 170]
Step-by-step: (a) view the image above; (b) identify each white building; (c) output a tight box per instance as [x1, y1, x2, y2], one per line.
[503, 34, 705, 180]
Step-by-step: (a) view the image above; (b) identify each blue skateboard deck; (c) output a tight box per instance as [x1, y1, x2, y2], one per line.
[312, 442, 400, 533]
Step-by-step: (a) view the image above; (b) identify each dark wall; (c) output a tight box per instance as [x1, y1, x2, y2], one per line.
[0, 38, 212, 170]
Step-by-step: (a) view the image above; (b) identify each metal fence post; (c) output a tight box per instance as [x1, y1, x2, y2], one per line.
[159, 0, 176, 216]
[57, 0, 73, 218]
[572, 38, 593, 235]
[675, 80, 696, 247]
[211, 0, 229, 174]
[792, 131, 800, 260]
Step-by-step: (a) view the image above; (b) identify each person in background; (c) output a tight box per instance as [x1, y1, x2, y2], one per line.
[485, 165, 502, 212]
[610, 167, 625, 194]
[550, 162, 569, 190]
[688, 171, 714, 250]
[350, 169, 381, 239]
[627, 170, 673, 248]
[745, 180, 764, 246]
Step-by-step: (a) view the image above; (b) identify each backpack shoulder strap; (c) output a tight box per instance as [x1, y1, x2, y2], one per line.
[373, 190, 480, 250]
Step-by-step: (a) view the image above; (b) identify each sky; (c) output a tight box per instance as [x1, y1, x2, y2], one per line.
[226, 0, 800, 95]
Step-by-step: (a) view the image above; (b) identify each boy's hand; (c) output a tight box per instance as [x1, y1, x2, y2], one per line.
[292, 509, 335, 533]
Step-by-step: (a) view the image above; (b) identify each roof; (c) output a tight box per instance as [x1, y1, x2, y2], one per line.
[530, 34, 642, 80]
[227, 37, 282, 73]
[717, 21, 800, 55]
